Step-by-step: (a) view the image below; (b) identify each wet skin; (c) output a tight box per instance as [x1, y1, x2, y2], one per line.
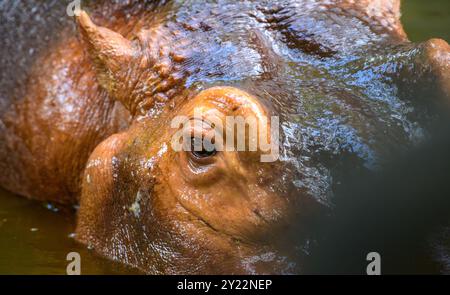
[0, 0, 449, 273]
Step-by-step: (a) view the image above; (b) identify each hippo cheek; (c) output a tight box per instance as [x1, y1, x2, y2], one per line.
[165, 158, 288, 243]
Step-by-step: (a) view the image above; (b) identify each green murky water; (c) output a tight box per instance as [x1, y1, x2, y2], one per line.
[0, 0, 449, 274]
[402, 0, 450, 42]
[0, 189, 141, 274]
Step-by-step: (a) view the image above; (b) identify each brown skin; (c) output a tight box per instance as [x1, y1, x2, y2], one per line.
[77, 87, 305, 274]
[0, 0, 449, 273]
[0, 36, 129, 203]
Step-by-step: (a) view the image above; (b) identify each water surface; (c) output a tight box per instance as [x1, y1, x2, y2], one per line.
[0, 189, 140, 274]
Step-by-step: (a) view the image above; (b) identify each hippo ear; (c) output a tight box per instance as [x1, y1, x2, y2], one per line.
[76, 11, 136, 96]
[344, 0, 407, 41]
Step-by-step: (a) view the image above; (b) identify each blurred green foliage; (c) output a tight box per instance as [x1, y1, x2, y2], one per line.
[402, 0, 450, 42]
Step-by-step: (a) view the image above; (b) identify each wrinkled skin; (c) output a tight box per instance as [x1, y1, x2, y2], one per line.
[0, 0, 449, 274]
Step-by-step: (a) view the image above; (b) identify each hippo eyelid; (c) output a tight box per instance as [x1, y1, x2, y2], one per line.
[187, 117, 218, 130]
[191, 147, 218, 160]
[187, 148, 218, 167]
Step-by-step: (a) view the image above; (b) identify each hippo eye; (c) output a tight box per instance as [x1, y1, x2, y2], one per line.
[190, 137, 217, 159]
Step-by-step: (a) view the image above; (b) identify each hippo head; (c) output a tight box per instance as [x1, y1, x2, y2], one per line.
[77, 85, 313, 274]
[73, 0, 450, 274]
[75, 12, 316, 274]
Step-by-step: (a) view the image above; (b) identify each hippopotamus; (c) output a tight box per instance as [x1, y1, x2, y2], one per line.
[0, 0, 449, 274]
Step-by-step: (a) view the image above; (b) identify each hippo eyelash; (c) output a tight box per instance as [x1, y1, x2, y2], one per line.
[189, 137, 218, 159]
